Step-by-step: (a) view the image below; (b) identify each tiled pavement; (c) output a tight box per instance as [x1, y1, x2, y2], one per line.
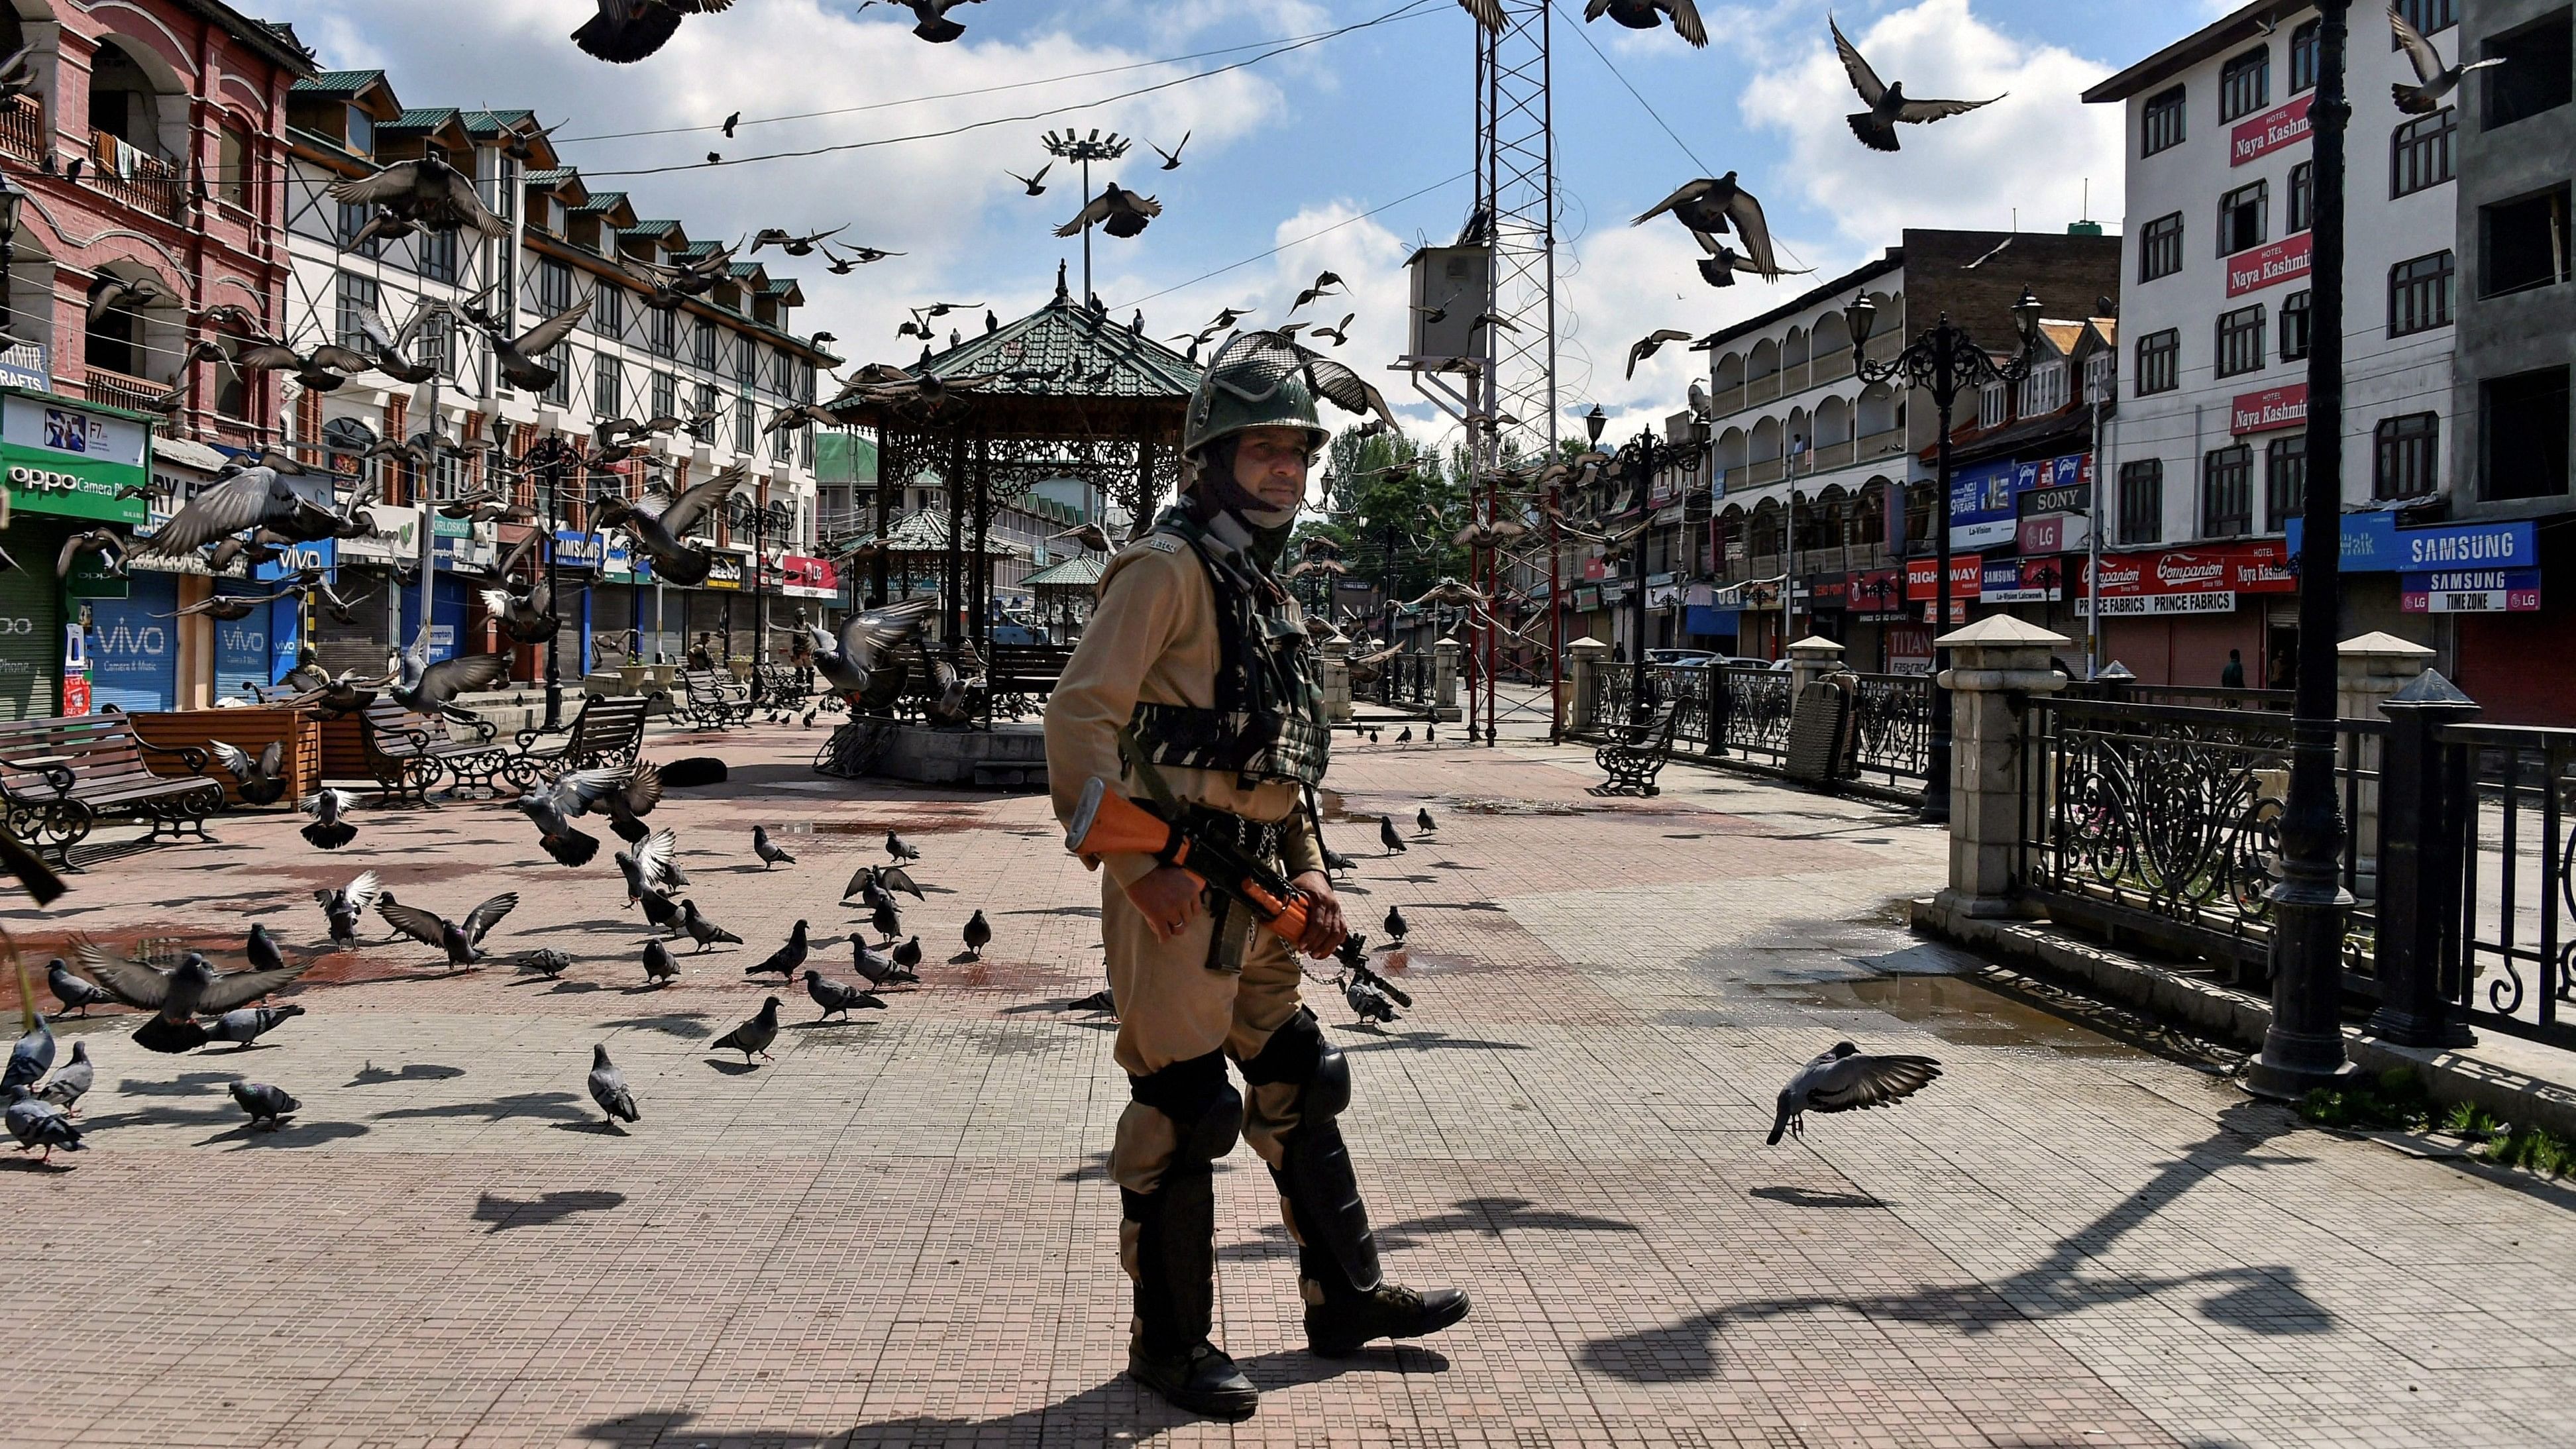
[5, 722, 2573, 1448]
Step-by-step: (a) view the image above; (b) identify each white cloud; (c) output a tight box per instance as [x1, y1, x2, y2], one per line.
[1740, 0, 2123, 244]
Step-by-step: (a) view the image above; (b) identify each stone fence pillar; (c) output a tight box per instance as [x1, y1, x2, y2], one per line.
[1432, 636, 1463, 722]
[1935, 616, 2070, 918]
[2338, 631, 2436, 899]
[1564, 637, 1609, 737]
[1320, 637, 1353, 724]
[1787, 635, 1847, 695]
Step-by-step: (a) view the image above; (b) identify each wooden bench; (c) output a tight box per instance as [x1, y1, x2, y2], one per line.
[677, 668, 755, 729]
[987, 643, 1076, 721]
[0, 712, 227, 865]
[1589, 704, 1682, 798]
[502, 694, 650, 791]
[356, 699, 508, 804]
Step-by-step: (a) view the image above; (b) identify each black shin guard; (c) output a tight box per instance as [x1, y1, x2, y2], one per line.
[1243, 1010, 1381, 1297]
[1123, 1051, 1243, 1354]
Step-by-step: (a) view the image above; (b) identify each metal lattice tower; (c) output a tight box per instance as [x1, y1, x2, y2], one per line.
[1476, 2, 1556, 743]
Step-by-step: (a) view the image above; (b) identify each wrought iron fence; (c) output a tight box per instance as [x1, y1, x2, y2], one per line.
[1709, 666, 1793, 767]
[1375, 651, 1434, 711]
[1580, 663, 1925, 792]
[2443, 726, 2576, 1049]
[2015, 695, 2381, 987]
[1848, 672, 1931, 784]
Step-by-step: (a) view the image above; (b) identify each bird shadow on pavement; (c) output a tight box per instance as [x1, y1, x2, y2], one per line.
[193, 1118, 370, 1149]
[1220, 1197, 1638, 1261]
[374, 1091, 591, 1124]
[347, 1062, 466, 1086]
[523, 918, 637, 936]
[1748, 1185, 1888, 1209]
[1580, 1100, 2332, 1383]
[113, 1071, 247, 1097]
[597, 1013, 711, 1038]
[1340, 1030, 1529, 1053]
[472, 1189, 626, 1231]
[1003, 904, 1102, 918]
[704, 1058, 763, 1075]
[574, 1350, 1449, 1447]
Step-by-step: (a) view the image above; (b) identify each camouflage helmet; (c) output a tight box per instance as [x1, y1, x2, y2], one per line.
[1182, 331, 1330, 460]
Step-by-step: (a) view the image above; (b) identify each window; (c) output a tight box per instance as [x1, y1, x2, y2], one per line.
[735, 396, 756, 454]
[692, 381, 718, 435]
[542, 350, 570, 407]
[649, 305, 677, 358]
[2388, 250, 2455, 335]
[591, 282, 623, 339]
[345, 104, 373, 156]
[735, 340, 758, 392]
[217, 123, 251, 209]
[415, 227, 456, 284]
[2481, 366, 2571, 501]
[334, 272, 379, 351]
[2216, 305, 2267, 378]
[2375, 413, 2440, 499]
[336, 200, 380, 258]
[2220, 46, 2269, 123]
[2392, 109, 2456, 197]
[2288, 162, 2313, 233]
[1977, 379, 2008, 430]
[490, 157, 517, 223]
[537, 258, 573, 315]
[2281, 290, 2313, 361]
[2265, 433, 2306, 529]
[2019, 359, 2068, 417]
[2485, 11, 2573, 130]
[2140, 211, 2184, 280]
[653, 370, 676, 420]
[773, 348, 795, 395]
[2218, 180, 2267, 254]
[2136, 328, 2180, 395]
[693, 318, 717, 371]
[594, 356, 621, 419]
[2394, 0, 2454, 37]
[2290, 19, 2321, 93]
[2142, 84, 2186, 156]
[215, 357, 248, 422]
[2481, 186, 2573, 297]
[2202, 445, 2253, 537]
[2118, 460, 2163, 545]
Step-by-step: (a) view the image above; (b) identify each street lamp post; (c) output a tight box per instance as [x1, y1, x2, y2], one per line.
[523, 435, 580, 731]
[1601, 411, 1711, 724]
[1846, 288, 2046, 824]
[1041, 129, 1130, 305]
[726, 492, 792, 704]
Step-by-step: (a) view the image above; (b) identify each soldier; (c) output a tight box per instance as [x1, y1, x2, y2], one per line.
[1046, 333, 1468, 1419]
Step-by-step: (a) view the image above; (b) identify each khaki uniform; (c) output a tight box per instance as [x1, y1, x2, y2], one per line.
[1045, 531, 1330, 1199]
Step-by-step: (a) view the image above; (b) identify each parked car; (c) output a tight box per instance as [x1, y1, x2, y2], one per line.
[1644, 649, 1719, 669]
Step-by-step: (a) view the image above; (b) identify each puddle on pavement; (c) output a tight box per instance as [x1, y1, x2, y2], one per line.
[1743, 973, 2134, 1057]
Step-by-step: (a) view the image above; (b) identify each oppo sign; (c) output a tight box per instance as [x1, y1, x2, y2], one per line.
[8, 463, 93, 492]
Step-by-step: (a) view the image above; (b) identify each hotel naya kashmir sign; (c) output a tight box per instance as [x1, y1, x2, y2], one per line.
[2227, 233, 2312, 296]
[2231, 92, 2314, 166]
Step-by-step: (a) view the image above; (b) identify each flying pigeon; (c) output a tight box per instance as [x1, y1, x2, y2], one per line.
[1831, 16, 2002, 153]
[615, 828, 690, 903]
[5, 1084, 83, 1163]
[1583, 0, 1706, 47]
[805, 969, 885, 1022]
[962, 909, 993, 961]
[588, 1043, 640, 1125]
[36, 1040, 93, 1112]
[713, 996, 782, 1063]
[1055, 182, 1161, 239]
[806, 597, 938, 710]
[205, 1004, 305, 1051]
[78, 946, 311, 1055]
[752, 825, 797, 869]
[228, 1081, 300, 1130]
[603, 762, 668, 845]
[313, 870, 382, 945]
[591, 464, 745, 587]
[517, 767, 636, 868]
[900, 0, 983, 43]
[377, 890, 521, 966]
[1633, 174, 1788, 281]
[641, 938, 680, 987]
[47, 959, 115, 1018]
[1378, 816, 1407, 855]
[328, 153, 508, 238]
[1768, 1042, 1944, 1144]
[747, 920, 811, 981]
[2390, 3, 2505, 114]
[1627, 328, 1695, 378]
[676, 899, 743, 953]
[572, 0, 735, 65]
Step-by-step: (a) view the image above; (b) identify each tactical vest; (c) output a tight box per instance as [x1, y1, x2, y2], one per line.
[1126, 509, 1332, 790]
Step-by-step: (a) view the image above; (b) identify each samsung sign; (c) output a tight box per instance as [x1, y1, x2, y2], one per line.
[2285, 515, 2536, 573]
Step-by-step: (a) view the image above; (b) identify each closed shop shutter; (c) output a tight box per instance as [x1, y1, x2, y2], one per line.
[213, 580, 290, 700]
[0, 518, 66, 719]
[87, 573, 179, 712]
[313, 570, 393, 678]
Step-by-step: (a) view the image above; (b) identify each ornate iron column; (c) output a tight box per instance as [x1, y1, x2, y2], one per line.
[523, 435, 580, 731]
[2248, 0, 2359, 1100]
[1609, 415, 1709, 722]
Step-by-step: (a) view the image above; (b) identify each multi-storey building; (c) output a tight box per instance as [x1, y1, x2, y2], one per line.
[0, 1, 314, 717]
[279, 64, 840, 679]
[2447, 0, 2576, 722]
[2085, 0, 2466, 688]
[1665, 229, 2120, 670]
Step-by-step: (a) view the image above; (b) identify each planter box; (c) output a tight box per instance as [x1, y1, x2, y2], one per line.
[127, 706, 320, 807]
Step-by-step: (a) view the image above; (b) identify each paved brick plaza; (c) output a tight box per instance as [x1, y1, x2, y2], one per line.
[5, 722, 2571, 1448]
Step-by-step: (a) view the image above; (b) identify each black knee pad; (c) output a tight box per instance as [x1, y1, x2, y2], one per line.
[1240, 1008, 1350, 1121]
[1130, 1049, 1242, 1163]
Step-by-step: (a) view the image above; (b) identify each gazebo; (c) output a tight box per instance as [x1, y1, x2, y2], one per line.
[1022, 552, 1108, 639]
[828, 264, 1200, 657]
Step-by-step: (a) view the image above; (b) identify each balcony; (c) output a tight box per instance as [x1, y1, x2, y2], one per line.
[1708, 383, 1747, 417]
[89, 133, 186, 221]
[1746, 372, 1782, 405]
[1810, 439, 1856, 470]
[1856, 425, 1908, 460]
[0, 94, 43, 167]
[83, 366, 169, 419]
[1743, 457, 1786, 487]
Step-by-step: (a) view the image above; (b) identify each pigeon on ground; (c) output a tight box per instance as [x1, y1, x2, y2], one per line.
[886, 832, 922, 863]
[36, 1041, 92, 1112]
[752, 825, 797, 869]
[1395, 727, 1413, 745]
[676, 900, 743, 953]
[229, 1081, 299, 1130]
[1831, 16, 2001, 152]
[963, 909, 992, 961]
[205, 1004, 305, 1051]
[851, 938, 902, 987]
[299, 788, 358, 850]
[876, 865, 925, 900]
[5, 1085, 83, 1163]
[637, 887, 683, 935]
[510, 949, 575, 979]
[313, 870, 382, 945]
[517, 767, 634, 868]
[588, 1043, 639, 1125]
[1415, 807, 1438, 835]
[615, 828, 690, 903]
[377, 891, 521, 966]
[5, 1012, 54, 1091]
[713, 996, 782, 1063]
[1321, 845, 1357, 877]
[1378, 817, 1407, 855]
[1341, 971, 1403, 1026]
[641, 939, 680, 987]
[2390, 4, 2506, 114]
[1384, 905, 1409, 942]
[805, 970, 885, 1021]
[1768, 1042, 1944, 1144]
[871, 900, 902, 943]
[891, 936, 924, 977]
[211, 740, 288, 806]
[77, 946, 311, 1054]
[747, 921, 810, 981]
[245, 924, 287, 975]
[47, 959, 113, 1017]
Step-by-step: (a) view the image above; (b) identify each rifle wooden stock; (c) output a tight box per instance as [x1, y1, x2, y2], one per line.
[1065, 777, 1313, 945]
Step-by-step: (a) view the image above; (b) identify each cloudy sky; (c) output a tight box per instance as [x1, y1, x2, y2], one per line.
[260, 0, 2228, 445]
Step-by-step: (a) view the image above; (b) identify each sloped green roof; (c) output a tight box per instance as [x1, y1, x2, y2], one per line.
[293, 70, 383, 95]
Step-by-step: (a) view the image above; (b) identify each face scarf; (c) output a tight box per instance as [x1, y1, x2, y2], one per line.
[1191, 439, 1301, 565]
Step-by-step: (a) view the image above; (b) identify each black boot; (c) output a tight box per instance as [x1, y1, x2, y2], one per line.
[1122, 1172, 1258, 1420]
[1276, 1128, 1470, 1358]
[1299, 1246, 1473, 1359]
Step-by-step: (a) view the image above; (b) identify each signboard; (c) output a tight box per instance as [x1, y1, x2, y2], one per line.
[1, 390, 152, 524]
[1948, 460, 2021, 550]
[2079, 541, 2292, 614]
[1684, 605, 1739, 636]
[702, 551, 746, 589]
[2226, 231, 2312, 297]
[2013, 454, 2090, 499]
[253, 538, 336, 582]
[553, 529, 608, 570]
[1905, 553, 1983, 602]
[1572, 585, 1600, 611]
[2231, 383, 2308, 435]
[1886, 622, 1935, 676]
[2019, 478, 2091, 518]
[1982, 558, 2065, 604]
[2285, 515, 2537, 572]
[1846, 567, 1905, 618]
[2019, 511, 2090, 555]
[0, 342, 50, 394]
[3, 394, 148, 468]
[2402, 568, 2543, 613]
[2230, 91, 2314, 166]
[60, 673, 89, 716]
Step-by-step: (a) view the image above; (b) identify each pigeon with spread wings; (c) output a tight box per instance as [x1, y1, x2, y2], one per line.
[573, 0, 737, 64]
[1634, 174, 1789, 281]
[1768, 1041, 1943, 1144]
[2390, 3, 2504, 114]
[1055, 183, 1161, 239]
[1584, 0, 1706, 47]
[1626, 329, 1695, 378]
[477, 298, 592, 394]
[384, 631, 512, 724]
[377, 890, 521, 967]
[1831, 16, 2002, 153]
[594, 464, 746, 586]
[808, 595, 938, 712]
[328, 155, 508, 239]
[517, 767, 635, 868]
[76, 943, 312, 1054]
